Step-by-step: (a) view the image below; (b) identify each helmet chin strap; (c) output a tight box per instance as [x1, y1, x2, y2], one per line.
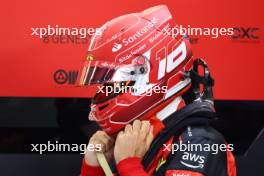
[95, 152, 113, 176]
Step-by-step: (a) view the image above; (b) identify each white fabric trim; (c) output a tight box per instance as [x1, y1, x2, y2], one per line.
[156, 96, 183, 121]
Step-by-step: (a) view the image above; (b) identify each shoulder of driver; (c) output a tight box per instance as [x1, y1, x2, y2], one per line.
[161, 125, 232, 176]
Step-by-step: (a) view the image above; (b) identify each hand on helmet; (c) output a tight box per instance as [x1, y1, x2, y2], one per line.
[114, 120, 154, 163]
[84, 131, 114, 166]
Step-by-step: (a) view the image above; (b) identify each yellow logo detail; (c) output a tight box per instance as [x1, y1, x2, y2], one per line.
[86, 54, 94, 61]
[156, 157, 166, 172]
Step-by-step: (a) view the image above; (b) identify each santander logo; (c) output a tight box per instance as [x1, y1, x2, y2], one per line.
[112, 42, 122, 52]
[111, 17, 158, 53]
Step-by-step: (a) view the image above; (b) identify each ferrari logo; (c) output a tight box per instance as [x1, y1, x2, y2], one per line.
[86, 54, 94, 61]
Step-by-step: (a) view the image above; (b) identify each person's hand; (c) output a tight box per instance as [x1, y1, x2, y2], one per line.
[84, 131, 114, 166]
[114, 120, 154, 163]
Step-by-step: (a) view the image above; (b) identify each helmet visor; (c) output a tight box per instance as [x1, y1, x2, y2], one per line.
[77, 55, 150, 86]
[78, 60, 117, 86]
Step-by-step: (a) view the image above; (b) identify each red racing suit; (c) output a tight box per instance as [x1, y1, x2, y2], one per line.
[81, 124, 236, 176]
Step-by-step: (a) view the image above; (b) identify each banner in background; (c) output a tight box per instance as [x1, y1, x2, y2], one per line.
[0, 0, 263, 99]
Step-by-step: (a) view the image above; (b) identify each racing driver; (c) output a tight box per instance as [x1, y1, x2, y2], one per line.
[78, 5, 236, 176]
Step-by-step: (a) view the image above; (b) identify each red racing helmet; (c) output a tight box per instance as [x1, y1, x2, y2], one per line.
[78, 5, 195, 135]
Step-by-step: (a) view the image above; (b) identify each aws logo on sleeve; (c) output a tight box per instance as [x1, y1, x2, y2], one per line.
[180, 152, 205, 169]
